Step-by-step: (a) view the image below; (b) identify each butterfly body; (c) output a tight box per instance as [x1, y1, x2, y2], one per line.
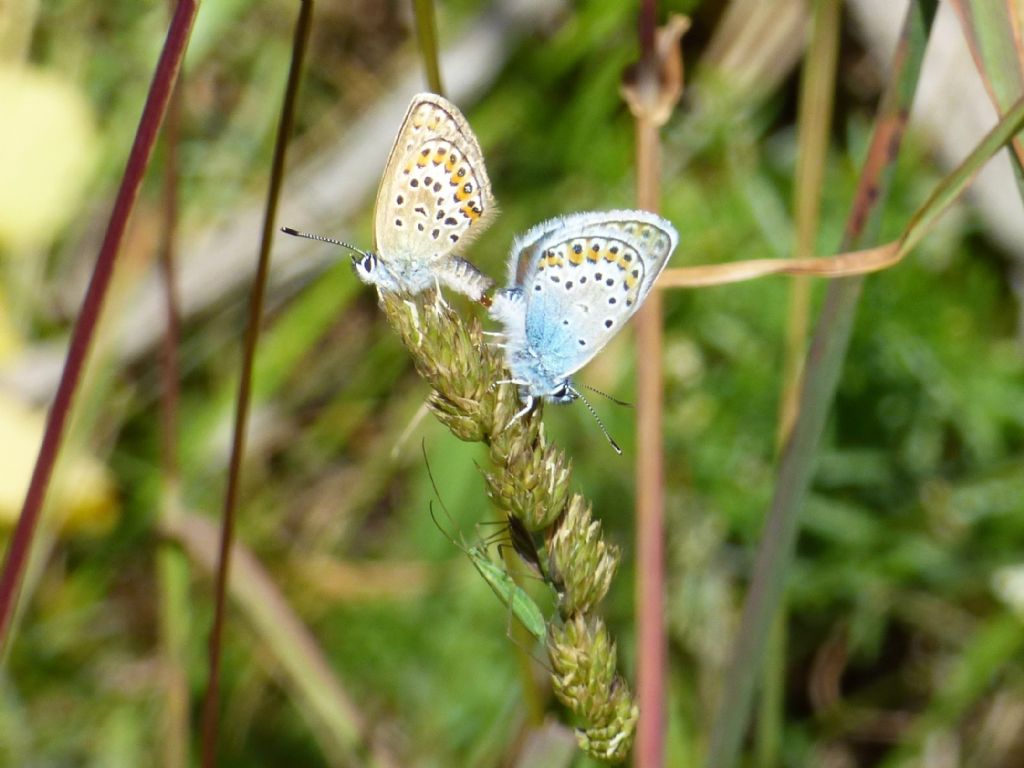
[490, 210, 679, 407]
[351, 249, 485, 298]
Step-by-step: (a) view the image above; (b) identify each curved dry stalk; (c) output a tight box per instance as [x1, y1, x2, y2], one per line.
[658, 242, 903, 288]
[379, 291, 638, 763]
[659, 85, 1024, 294]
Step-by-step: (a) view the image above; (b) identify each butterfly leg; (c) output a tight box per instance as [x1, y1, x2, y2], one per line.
[431, 276, 451, 312]
[482, 331, 507, 348]
[506, 395, 535, 428]
[402, 297, 423, 346]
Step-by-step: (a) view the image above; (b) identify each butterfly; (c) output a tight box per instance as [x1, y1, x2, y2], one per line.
[284, 93, 496, 300]
[489, 210, 678, 443]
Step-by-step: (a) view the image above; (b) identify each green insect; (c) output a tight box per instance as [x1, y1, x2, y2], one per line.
[430, 503, 548, 641]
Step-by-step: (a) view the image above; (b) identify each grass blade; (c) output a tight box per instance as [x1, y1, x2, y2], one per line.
[899, 93, 1024, 256]
[949, 0, 1024, 184]
[764, 1, 840, 765]
[412, 0, 445, 96]
[703, 4, 938, 766]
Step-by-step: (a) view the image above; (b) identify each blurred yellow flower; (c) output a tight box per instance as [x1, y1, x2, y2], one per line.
[0, 392, 118, 536]
[0, 66, 97, 250]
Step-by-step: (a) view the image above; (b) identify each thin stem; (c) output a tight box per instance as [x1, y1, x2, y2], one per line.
[634, 117, 667, 768]
[412, 0, 445, 96]
[199, 3, 313, 764]
[156, 8, 190, 764]
[777, 0, 840, 445]
[760, 2, 839, 765]
[633, 2, 667, 764]
[755, 616, 785, 768]
[0, 0, 199, 654]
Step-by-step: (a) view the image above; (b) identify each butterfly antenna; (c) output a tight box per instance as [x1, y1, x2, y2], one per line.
[421, 439, 461, 545]
[569, 386, 623, 455]
[579, 382, 633, 408]
[280, 226, 367, 259]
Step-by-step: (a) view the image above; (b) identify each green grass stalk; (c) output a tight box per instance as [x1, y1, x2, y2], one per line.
[500, 543, 548, 724]
[948, 0, 1024, 185]
[762, 2, 839, 765]
[156, 19, 190, 764]
[412, 0, 445, 96]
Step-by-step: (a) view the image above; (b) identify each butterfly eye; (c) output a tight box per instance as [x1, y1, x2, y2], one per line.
[355, 255, 375, 275]
[551, 382, 575, 402]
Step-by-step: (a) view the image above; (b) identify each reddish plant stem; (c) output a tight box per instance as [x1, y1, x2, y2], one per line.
[633, 1, 666, 764]
[638, 0, 657, 57]
[199, 3, 313, 764]
[0, 0, 199, 654]
[634, 120, 667, 768]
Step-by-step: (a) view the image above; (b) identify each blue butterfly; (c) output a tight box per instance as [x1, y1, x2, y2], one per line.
[489, 210, 678, 447]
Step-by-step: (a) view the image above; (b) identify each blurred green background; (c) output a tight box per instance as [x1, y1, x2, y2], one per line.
[1, 0, 1023, 766]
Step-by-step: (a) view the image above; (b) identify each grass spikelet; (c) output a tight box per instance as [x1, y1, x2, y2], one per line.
[377, 288, 637, 761]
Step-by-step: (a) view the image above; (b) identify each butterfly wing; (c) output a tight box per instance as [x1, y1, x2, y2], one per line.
[519, 212, 678, 381]
[373, 94, 496, 266]
[509, 209, 676, 289]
